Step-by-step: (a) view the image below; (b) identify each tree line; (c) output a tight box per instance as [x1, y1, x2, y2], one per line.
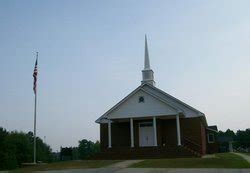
[218, 128, 250, 149]
[60, 139, 100, 160]
[0, 127, 100, 171]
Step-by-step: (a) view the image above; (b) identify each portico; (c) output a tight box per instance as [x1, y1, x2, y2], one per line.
[106, 114, 182, 149]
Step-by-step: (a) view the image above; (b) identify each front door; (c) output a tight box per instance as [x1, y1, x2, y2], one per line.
[139, 122, 154, 147]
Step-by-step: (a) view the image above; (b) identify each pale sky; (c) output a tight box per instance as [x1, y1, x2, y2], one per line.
[0, 0, 249, 151]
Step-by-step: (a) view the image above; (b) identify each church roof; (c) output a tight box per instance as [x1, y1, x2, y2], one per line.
[95, 83, 206, 123]
[207, 125, 218, 132]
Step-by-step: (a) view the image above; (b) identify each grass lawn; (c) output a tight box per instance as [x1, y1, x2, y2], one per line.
[130, 153, 250, 168]
[10, 160, 120, 173]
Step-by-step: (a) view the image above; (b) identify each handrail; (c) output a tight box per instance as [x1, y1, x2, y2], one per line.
[182, 137, 201, 147]
[182, 137, 201, 154]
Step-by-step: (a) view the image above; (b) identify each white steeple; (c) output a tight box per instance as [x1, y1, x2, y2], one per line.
[141, 35, 155, 86]
[144, 35, 150, 69]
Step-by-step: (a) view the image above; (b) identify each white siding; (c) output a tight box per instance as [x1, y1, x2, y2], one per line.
[108, 90, 177, 119]
[142, 85, 202, 118]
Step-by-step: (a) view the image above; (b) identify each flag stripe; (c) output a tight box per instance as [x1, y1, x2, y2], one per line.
[33, 59, 38, 94]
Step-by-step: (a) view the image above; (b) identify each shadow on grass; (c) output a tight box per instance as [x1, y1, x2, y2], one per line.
[10, 160, 120, 173]
[130, 153, 250, 168]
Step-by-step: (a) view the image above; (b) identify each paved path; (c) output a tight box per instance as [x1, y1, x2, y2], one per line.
[107, 160, 143, 168]
[202, 154, 216, 158]
[233, 152, 250, 163]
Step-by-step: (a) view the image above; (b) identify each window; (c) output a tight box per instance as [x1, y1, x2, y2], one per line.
[208, 133, 215, 143]
[138, 96, 145, 103]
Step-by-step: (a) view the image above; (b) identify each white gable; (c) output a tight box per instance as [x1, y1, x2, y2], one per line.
[142, 85, 204, 118]
[96, 84, 205, 123]
[108, 89, 178, 119]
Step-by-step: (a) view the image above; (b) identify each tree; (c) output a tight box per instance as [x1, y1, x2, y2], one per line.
[93, 141, 100, 154]
[0, 127, 54, 170]
[78, 139, 100, 159]
[26, 131, 53, 162]
[72, 147, 79, 160]
[218, 129, 236, 139]
[236, 129, 250, 148]
[4, 131, 32, 166]
[0, 128, 15, 170]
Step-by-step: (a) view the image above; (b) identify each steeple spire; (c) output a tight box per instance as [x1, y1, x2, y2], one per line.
[141, 35, 155, 86]
[144, 35, 150, 69]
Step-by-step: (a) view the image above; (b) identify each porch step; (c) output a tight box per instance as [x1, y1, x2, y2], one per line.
[91, 146, 200, 160]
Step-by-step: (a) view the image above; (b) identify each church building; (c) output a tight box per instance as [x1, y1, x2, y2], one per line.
[95, 36, 218, 159]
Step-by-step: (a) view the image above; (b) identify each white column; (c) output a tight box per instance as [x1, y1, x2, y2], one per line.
[176, 113, 181, 146]
[153, 116, 157, 146]
[108, 119, 112, 148]
[130, 118, 134, 148]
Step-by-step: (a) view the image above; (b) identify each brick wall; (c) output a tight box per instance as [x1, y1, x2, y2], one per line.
[180, 117, 203, 145]
[100, 117, 206, 154]
[100, 122, 130, 150]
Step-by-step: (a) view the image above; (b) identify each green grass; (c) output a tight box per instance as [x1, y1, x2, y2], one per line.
[10, 160, 120, 173]
[130, 153, 250, 168]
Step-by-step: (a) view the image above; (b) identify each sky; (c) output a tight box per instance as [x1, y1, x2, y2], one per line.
[0, 0, 249, 151]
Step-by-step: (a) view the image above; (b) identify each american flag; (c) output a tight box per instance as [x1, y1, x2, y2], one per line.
[33, 57, 38, 94]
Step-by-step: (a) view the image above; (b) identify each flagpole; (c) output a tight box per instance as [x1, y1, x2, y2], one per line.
[33, 86, 37, 163]
[33, 52, 38, 164]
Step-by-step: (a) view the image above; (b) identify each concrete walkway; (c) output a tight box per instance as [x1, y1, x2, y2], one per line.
[233, 152, 250, 163]
[107, 160, 143, 168]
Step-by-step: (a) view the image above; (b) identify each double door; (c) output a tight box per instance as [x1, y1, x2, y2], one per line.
[139, 122, 154, 147]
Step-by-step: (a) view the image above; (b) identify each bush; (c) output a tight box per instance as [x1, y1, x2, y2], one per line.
[0, 127, 53, 170]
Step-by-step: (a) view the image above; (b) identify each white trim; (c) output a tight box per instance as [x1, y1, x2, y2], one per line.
[176, 114, 181, 146]
[206, 127, 218, 133]
[130, 118, 134, 148]
[108, 119, 112, 148]
[207, 133, 215, 143]
[140, 88, 182, 112]
[96, 83, 205, 124]
[148, 84, 205, 116]
[153, 117, 157, 146]
[96, 85, 142, 123]
[99, 114, 182, 124]
[96, 84, 181, 123]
